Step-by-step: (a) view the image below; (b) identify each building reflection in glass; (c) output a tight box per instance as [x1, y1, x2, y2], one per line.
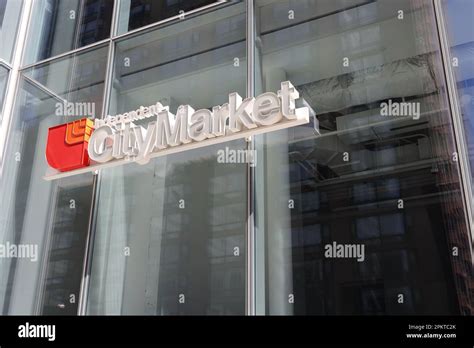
[255, 0, 473, 315]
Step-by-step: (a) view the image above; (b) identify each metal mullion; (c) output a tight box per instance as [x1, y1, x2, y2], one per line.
[0, 64, 12, 120]
[245, 0, 256, 317]
[22, 74, 67, 104]
[77, 172, 101, 315]
[0, 0, 33, 172]
[0, 60, 12, 70]
[19, 38, 112, 71]
[110, 0, 120, 36]
[76, 0, 119, 316]
[101, 15, 118, 120]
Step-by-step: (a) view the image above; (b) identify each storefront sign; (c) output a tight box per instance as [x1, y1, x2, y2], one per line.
[44, 81, 309, 180]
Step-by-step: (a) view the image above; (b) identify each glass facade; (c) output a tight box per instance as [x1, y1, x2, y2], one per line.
[24, 0, 113, 65]
[87, 3, 247, 314]
[444, 0, 474, 192]
[254, 0, 470, 315]
[0, 45, 107, 314]
[0, 0, 472, 316]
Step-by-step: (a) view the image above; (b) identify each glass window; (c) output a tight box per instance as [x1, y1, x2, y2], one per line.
[116, 0, 219, 35]
[255, 0, 471, 315]
[24, 44, 109, 117]
[24, 0, 113, 65]
[86, 2, 247, 315]
[39, 177, 94, 315]
[0, 0, 23, 63]
[356, 216, 380, 240]
[442, 0, 474, 316]
[443, 2, 474, 203]
[0, 46, 108, 314]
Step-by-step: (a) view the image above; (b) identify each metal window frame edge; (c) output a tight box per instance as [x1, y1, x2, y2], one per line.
[246, 0, 256, 316]
[77, 0, 120, 316]
[77, 172, 102, 315]
[0, 0, 33, 175]
[432, 0, 474, 248]
[0, 61, 13, 122]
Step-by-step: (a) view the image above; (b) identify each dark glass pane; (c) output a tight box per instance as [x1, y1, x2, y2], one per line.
[118, 0, 218, 34]
[24, 0, 113, 64]
[40, 181, 93, 315]
[255, 0, 472, 315]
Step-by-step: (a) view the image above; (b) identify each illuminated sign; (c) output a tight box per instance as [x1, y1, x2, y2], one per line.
[44, 81, 309, 180]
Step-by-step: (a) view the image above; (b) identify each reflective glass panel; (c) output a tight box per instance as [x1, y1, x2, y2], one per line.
[444, 0, 474, 230]
[24, 0, 113, 65]
[254, 0, 472, 315]
[116, 0, 218, 34]
[86, 2, 247, 315]
[0, 46, 107, 314]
